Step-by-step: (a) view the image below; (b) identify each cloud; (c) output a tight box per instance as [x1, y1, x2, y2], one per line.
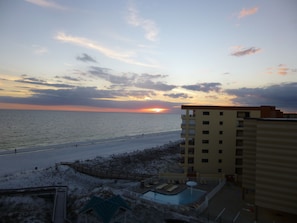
[182, 82, 222, 92]
[89, 66, 176, 91]
[25, 0, 68, 10]
[238, 7, 259, 19]
[89, 66, 134, 86]
[127, 5, 159, 41]
[55, 32, 157, 67]
[277, 64, 289, 76]
[225, 82, 297, 111]
[134, 80, 176, 91]
[266, 64, 296, 76]
[55, 76, 80, 82]
[32, 45, 48, 55]
[0, 86, 180, 112]
[76, 53, 97, 63]
[230, 46, 261, 57]
[15, 77, 74, 88]
[164, 93, 191, 99]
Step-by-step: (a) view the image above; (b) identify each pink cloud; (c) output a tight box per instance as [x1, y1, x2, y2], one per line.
[277, 64, 289, 76]
[238, 7, 259, 19]
[230, 46, 261, 57]
[266, 64, 294, 76]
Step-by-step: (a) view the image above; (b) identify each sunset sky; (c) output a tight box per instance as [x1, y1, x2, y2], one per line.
[0, 0, 296, 113]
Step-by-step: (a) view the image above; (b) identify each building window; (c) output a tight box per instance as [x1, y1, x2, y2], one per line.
[218, 149, 223, 154]
[236, 139, 243, 147]
[188, 157, 194, 164]
[219, 121, 223, 125]
[237, 120, 244, 127]
[180, 157, 185, 164]
[219, 112, 223, 116]
[203, 111, 210, 115]
[202, 130, 209, 134]
[189, 138, 195, 145]
[218, 159, 222, 163]
[236, 130, 243, 137]
[219, 131, 223, 135]
[202, 140, 209, 144]
[202, 149, 209, 153]
[237, 111, 250, 118]
[188, 148, 194, 155]
[201, 159, 208, 163]
[235, 168, 242, 174]
[236, 149, 243, 156]
[219, 140, 223, 144]
[202, 121, 209, 125]
[235, 158, 242, 165]
[218, 168, 222, 173]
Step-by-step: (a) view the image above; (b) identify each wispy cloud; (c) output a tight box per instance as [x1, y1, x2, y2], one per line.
[182, 83, 222, 92]
[238, 7, 259, 19]
[277, 64, 289, 76]
[32, 45, 48, 55]
[55, 32, 157, 67]
[164, 93, 191, 99]
[76, 53, 97, 63]
[15, 76, 74, 88]
[266, 64, 295, 76]
[55, 76, 80, 82]
[230, 46, 261, 57]
[25, 0, 68, 10]
[127, 5, 159, 41]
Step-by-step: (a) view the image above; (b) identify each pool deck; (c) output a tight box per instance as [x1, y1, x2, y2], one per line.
[135, 179, 218, 197]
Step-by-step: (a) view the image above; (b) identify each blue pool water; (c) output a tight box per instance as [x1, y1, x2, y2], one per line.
[141, 188, 206, 205]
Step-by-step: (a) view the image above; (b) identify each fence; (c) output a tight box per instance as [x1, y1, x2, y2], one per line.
[195, 178, 226, 214]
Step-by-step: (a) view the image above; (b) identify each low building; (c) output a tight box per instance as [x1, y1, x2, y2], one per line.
[242, 118, 297, 222]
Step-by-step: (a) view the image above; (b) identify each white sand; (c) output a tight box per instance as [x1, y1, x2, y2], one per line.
[0, 131, 180, 177]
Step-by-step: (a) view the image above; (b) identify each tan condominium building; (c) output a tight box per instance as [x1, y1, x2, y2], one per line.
[242, 118, 297, 222]
[180, 105, 283, 181]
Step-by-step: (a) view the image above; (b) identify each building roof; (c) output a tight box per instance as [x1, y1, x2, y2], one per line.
[181, 105, 283, 118]
[181, 105, 275, 110]
[80, 195, 130, 223]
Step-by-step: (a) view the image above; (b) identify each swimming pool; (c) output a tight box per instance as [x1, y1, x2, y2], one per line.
[141, 188, 206, 205]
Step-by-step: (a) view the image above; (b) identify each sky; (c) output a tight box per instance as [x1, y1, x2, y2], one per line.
[0, 0, 296, 113]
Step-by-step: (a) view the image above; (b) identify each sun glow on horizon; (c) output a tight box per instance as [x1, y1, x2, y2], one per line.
[141, 107, 168, 113]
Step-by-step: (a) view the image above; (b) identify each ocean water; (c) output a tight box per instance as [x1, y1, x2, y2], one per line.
[0, 110, 181, 151]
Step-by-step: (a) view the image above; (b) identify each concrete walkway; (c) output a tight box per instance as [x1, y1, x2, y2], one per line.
[52, 187, 68, 223]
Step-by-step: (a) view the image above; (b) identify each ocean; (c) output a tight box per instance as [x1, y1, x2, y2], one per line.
[0, 110, 181, 151]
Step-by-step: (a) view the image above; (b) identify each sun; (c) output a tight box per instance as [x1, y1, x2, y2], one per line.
[152, 108, 163, 113]
[140, 107, 168, 113]
[150, 107, 168, 113]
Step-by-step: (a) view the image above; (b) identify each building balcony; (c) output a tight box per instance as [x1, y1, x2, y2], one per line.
[181, 114, 196, 119]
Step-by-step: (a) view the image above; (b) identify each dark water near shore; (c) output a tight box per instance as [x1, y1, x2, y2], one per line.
[0, 110, 181, 151]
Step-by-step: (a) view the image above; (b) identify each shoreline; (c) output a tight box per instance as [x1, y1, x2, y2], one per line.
[0, 130, 181, 177]
[0, 130, 180, 155]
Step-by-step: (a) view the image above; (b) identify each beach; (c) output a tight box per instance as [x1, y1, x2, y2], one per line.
[0, 130, 180, 177]
[0, 130, 198, 223]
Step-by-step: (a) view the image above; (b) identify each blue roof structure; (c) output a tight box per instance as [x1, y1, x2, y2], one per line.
[80, 195, 131, 223]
